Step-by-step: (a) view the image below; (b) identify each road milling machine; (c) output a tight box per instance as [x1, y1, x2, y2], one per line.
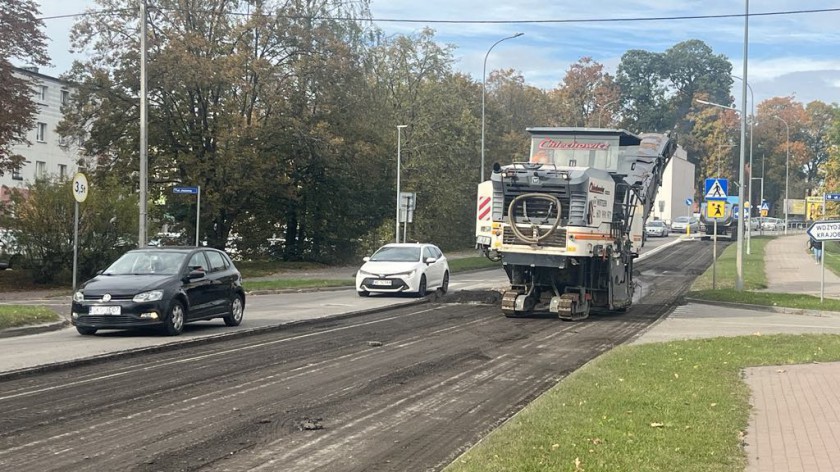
[476, 128, 677, 320]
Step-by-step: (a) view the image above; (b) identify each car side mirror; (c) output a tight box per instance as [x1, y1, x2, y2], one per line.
[187, 270, 205, 280]
[424, 257, 437, 264]
[363, 256, 371, 262]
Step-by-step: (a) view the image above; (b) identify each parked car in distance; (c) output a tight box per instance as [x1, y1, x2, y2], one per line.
[645, 220, 669, 237]
[670, 216, 700, 234]
[71, 247, 245, 336]
[356, 243, 450, 297]
[758, 217, 784, 231]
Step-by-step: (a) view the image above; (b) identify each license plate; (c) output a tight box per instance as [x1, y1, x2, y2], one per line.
[90, 306, 121, 315]
[372, 280, 391, 286]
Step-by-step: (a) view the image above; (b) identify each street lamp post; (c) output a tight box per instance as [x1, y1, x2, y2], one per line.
[772, 115, 790, 235]
[732, 75, 754, 254]
[695, 96, 747, 289]
[597, 99, 620, 128]
[395, 125, 407, 244]
[481, 33, 523, 182]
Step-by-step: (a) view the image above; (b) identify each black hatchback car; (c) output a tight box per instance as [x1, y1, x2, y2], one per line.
[71, 247, 245, 336]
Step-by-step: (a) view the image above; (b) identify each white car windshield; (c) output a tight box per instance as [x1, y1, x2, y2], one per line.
[648, 221, 665, 227]
[370, 247, 421, 262]
[674, 217, 689, 223]
[103, 251, 187, 275]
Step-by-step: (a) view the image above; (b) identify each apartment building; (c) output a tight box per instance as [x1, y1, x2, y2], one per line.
[2, 66, 82, 202]
[651, 145, 697, 224]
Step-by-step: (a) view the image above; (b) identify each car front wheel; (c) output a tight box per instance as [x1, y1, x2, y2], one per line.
[223, 294, 244, 327]
[76, 326, 97, 336]
[416, 275, 427, 297]
[162, 300, 185, 336]
[440, 272, 449, 294]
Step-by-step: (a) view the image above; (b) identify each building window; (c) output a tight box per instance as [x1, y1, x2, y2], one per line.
[36, 122, 46, 142]
[38, 85, 47, 102]
[61, 89, 70, 105]
[58, 164, 67, 180]
[35, 161, 46, 180]
[12, 169, 22, 181]
[58, 135, 67, 147]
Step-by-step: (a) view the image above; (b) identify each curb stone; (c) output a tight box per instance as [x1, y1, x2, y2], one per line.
[0, 319, 69, 339]
[683, 297, 840, 318]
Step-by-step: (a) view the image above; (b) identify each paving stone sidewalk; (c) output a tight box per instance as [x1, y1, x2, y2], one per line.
[635, 232, 840, 471]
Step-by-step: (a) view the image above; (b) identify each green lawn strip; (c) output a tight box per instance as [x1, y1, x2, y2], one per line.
[446, 334, 840, 472]
[0, 305, 61, 330]
[446, 256, 501, 272]
[689, 289, 840, 311]
[824, 241, 840, 276]
[244, 278, 354, 291]
[242, 256, 501, 292]
[688, 236, 840, 311]
[690, 237, 769, 291]
[236, 260, 335, 278]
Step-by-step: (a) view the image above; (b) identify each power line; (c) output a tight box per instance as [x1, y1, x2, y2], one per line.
[38, 7, 840, 24]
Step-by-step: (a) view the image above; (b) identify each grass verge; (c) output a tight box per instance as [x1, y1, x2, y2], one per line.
[445, 334, 840, 472]
[244, 278, 354, 291]
[0, 305, 61, 330]
[241, 256, 501, 292]
[688, 235, 840, 311]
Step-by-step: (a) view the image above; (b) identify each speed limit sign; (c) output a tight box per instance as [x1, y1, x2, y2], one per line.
[72, 172, 88, 203]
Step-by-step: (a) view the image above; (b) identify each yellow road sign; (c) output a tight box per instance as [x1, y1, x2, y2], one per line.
[707, 200, 725, 219]
[760, 209, 768, 217]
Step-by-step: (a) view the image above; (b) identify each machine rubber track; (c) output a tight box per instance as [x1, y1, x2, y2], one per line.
[501, 290, 524, 318]
[556, 293, 589, 321]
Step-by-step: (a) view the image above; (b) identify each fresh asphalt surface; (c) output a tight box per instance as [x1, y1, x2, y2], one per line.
[0, 234, 703, 472]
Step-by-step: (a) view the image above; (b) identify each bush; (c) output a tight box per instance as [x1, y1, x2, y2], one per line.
[0, 176, 138, 284]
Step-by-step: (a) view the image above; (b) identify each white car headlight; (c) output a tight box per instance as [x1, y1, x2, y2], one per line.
[133, 290, 164, 303]
[73, 291, 84, 302]
[358, 269, 375, 276]
[391, 270, 416, 279]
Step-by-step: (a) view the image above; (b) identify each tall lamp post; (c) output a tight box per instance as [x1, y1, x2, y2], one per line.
[481, 32, 523, 182]
[732, 75, 754, 253]
[597, 99, 620, 128]
[139, 0, 148, 247]
[395, 125, 407, 244]
[772, 115, 790, 235]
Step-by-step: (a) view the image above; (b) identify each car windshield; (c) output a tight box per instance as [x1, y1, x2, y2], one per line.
[370, 246, 421, 262]
[674, 217, 689, 223]
[103, 250, 187, 275]
[648, 221, 665, 227]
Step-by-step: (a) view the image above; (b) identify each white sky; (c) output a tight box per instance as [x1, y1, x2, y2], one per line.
[26, 1, 840, 107]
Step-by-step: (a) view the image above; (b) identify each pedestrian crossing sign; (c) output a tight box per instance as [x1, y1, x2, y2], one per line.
[704, 178, 728, 199]
[706, 200, 725, 219]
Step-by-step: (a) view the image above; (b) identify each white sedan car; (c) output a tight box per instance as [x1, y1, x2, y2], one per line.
[356, 243, 450, 297]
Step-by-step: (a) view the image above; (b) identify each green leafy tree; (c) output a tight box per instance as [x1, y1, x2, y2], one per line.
[617, 40, 732, 135]
[802, 101, 838, 192]
[549, 57, 620, 128]
[486, 68, 551, 167]
[62, 0, 380, 263]
[0, 0, 50, 175]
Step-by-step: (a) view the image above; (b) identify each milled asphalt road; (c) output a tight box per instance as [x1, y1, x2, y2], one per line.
[4, 232, 839, 471]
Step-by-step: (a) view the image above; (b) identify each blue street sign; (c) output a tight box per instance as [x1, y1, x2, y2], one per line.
[685, 198, 693, 206]
[704, 178, 728, 199]
[173, 186, 199, 195]
[760, 201, 770, 211]
[826, 193, 840, 202]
